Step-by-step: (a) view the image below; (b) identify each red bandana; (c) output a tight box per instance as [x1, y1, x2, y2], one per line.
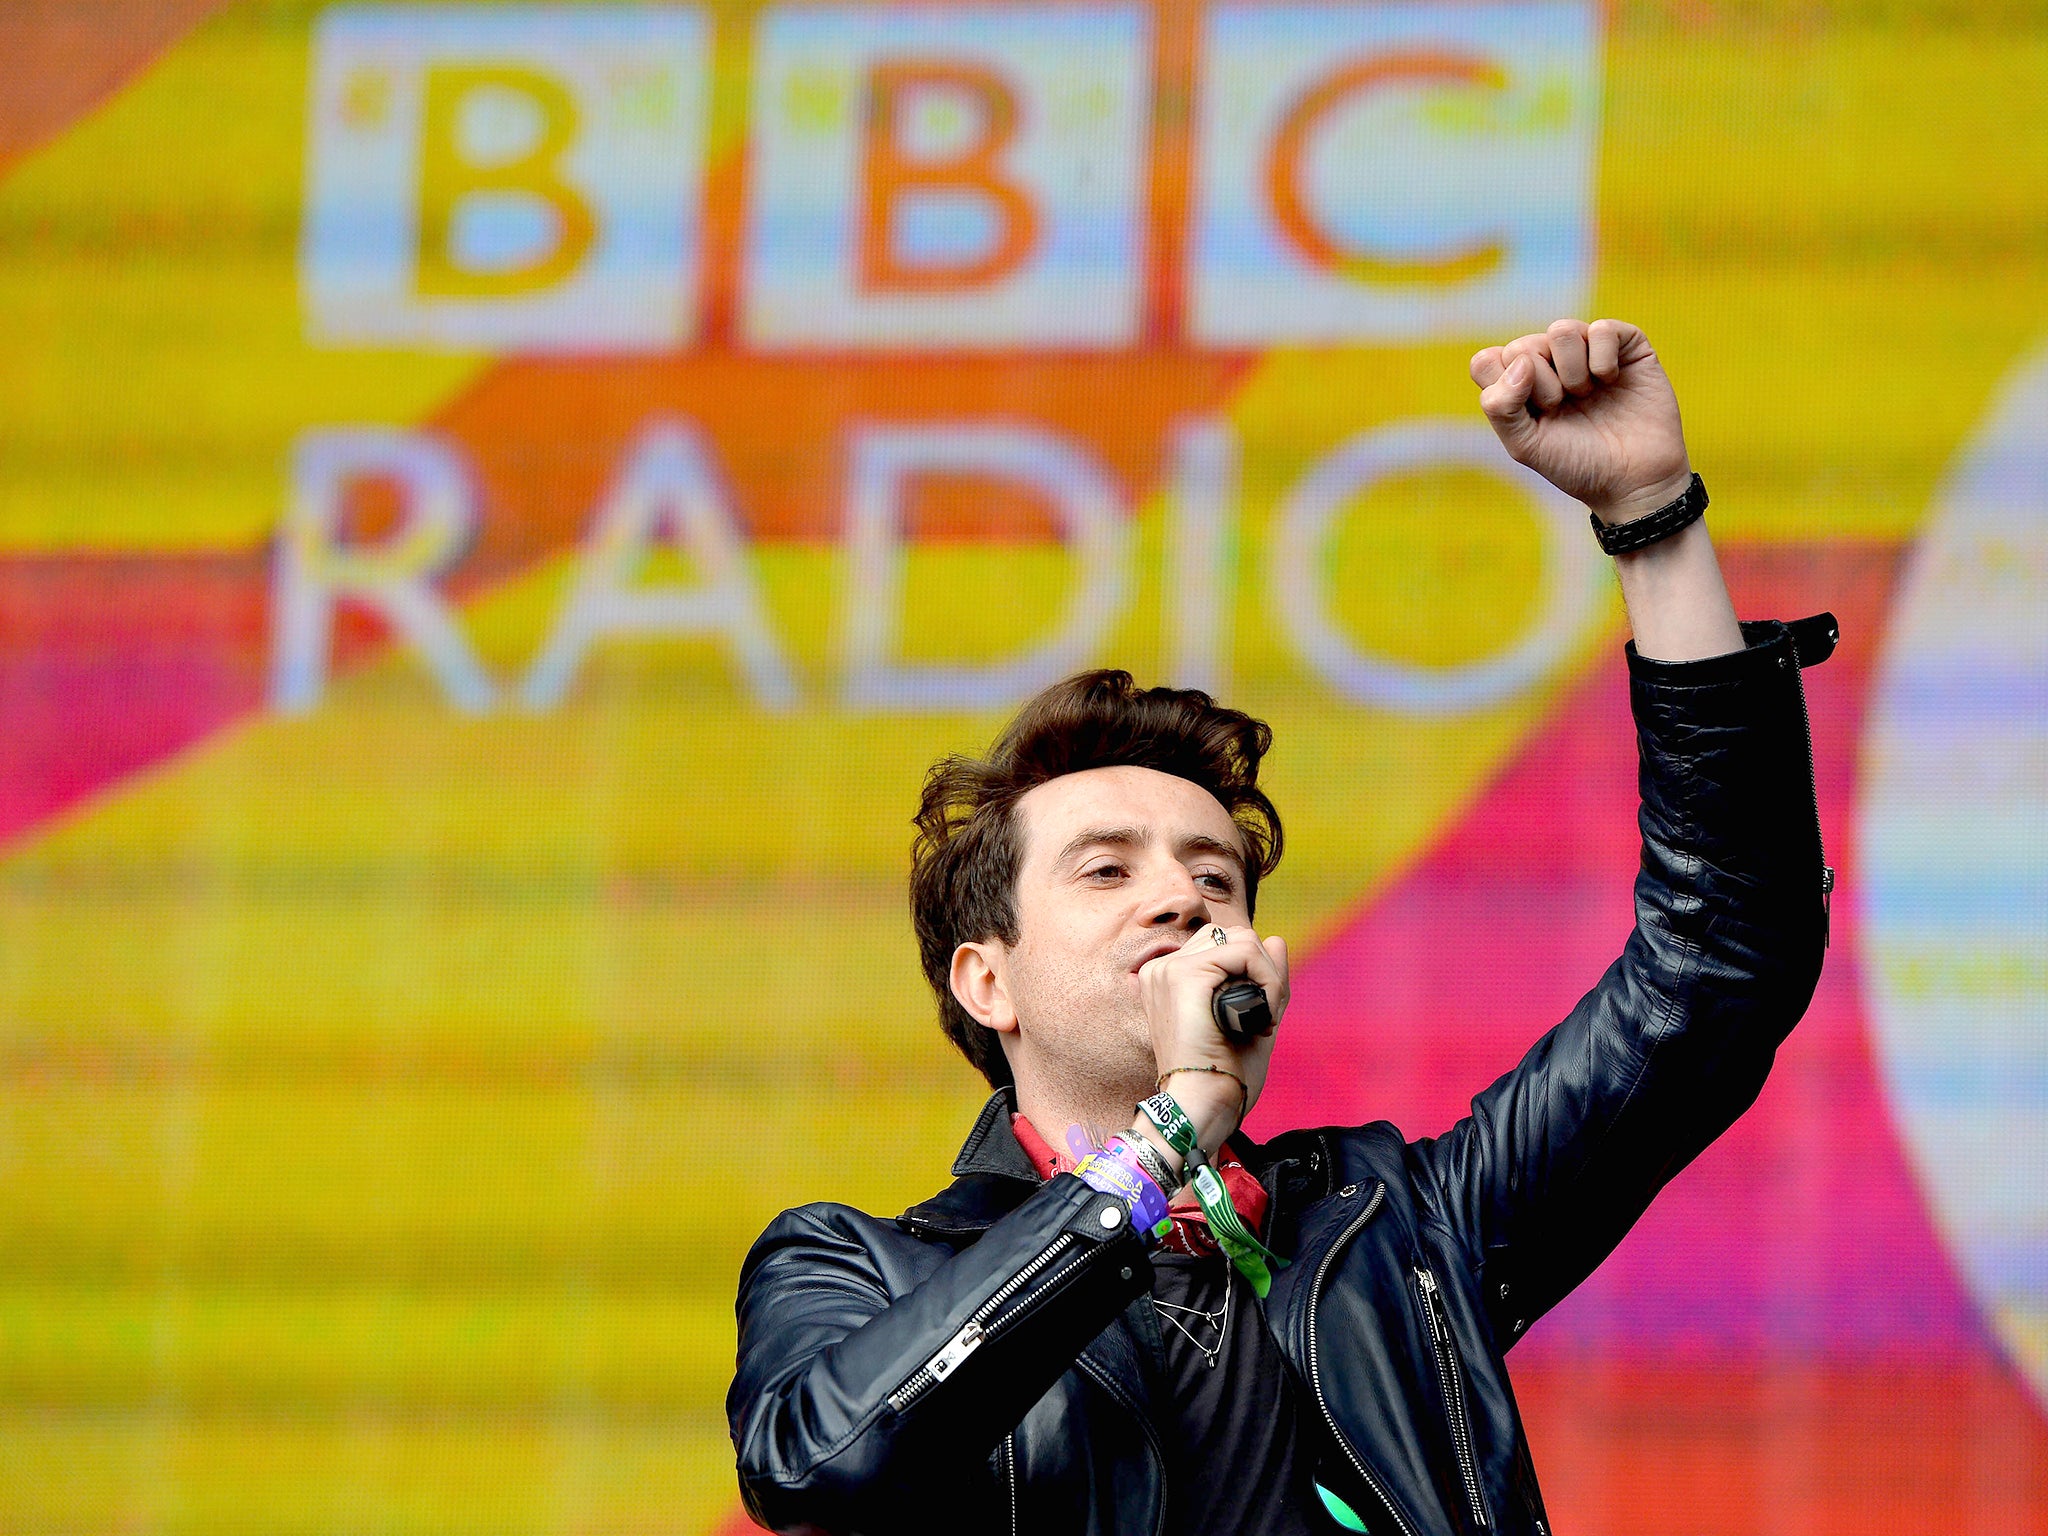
[1012, 1111, 1271, 1259]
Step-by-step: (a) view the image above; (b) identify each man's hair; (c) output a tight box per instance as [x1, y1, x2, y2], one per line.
[910, 669, 1283, 1090]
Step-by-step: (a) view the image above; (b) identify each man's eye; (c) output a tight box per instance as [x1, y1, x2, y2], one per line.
[1085, 863, 1126, 880]
[1197, 871, 1236, 894]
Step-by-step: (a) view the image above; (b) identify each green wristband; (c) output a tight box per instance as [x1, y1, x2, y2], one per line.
[1137, 1092, 1201, 1164]
[1189, 1161, 1287, 1297]
[1140, 1091, 1288, 1299]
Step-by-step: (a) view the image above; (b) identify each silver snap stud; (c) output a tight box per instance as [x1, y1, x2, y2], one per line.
[1120, 1266, 1134, 1281]
[1339, 1183, 1358, 1198]
[1099, 1205, 1123, 1229]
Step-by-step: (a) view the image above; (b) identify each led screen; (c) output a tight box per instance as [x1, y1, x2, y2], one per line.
[2, 2, 2045, 1531]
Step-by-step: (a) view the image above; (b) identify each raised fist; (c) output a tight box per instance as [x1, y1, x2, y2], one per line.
[1471, 318, 1693, 526]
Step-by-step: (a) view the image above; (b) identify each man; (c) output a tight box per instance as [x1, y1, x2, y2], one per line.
[726, 319, 1835, 1535]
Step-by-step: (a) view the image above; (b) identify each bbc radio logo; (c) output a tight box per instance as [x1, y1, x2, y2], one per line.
[301, 3, 1598, 352]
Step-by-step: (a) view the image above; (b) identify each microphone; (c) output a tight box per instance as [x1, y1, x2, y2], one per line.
[1211, 979, 1273, 1045]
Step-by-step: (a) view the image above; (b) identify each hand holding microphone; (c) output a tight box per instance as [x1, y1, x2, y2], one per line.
[1212, 975, 1273, 1045]
[1193, 921, 1285, 1043]
[1135, 923, 1289, 1156]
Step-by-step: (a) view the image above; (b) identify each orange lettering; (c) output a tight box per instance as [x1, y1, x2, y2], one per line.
[415, 64, 596, 300]
[1267, 53, 1506, 286]
[857, 61, 1039, 294]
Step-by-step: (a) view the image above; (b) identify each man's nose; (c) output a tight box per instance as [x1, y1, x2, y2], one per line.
[1143, 866, 1210, 930]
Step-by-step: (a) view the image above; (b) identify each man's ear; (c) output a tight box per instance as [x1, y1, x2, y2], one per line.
[950, 940, 1017, 1035]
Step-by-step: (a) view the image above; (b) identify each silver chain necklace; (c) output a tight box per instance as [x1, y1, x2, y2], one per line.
[1150, 1251, 1231, 1369]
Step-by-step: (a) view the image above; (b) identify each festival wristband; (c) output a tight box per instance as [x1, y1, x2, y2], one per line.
[1102, 1137, 1174, 1234]
[1191, 1160, 1289, 1298]
[1074, 1142, 1172, 1240]
[1137, 1091, 1202, 1166]
[1138, 1092, 1289, 1297]
[1063, 1123, 1170, 1239]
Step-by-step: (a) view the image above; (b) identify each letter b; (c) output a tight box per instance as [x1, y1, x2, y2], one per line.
[414, 64, 596, 299]
[302, 9, 709, 351]
[744, 5, 1151, 349]
[857, 61, 1039, 293]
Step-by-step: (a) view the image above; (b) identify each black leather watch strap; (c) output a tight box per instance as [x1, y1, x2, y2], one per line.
[1590, 471, 1708, 555]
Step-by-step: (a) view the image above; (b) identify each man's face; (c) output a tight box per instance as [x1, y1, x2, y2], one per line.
[980, 765, 1253, 1089]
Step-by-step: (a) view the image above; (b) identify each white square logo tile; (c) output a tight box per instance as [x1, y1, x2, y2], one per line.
[1190, 3, 1599, 345]
[302, 6, 709, 351]
[743, 4, 1151, 350]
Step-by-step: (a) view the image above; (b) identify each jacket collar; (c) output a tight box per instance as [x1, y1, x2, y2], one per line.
[952, 1082, 1044, 1182]
[893, 1085, 1037, 1237]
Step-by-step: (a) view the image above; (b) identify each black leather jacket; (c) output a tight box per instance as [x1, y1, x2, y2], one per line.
[729, 617, 1837, 1536]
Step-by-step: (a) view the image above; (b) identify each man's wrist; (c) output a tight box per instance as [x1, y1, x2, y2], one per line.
[1127, 1114, 1183, 1178]
[1116, 1124, 1184, 1196]
[1162, 1071, 1246, 1154]
[1589, 465, 1693, 528]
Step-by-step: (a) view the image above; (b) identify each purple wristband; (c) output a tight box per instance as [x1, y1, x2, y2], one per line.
[1073, 1146, 1171, 1236]
[1099, 1136, 1172, 1234]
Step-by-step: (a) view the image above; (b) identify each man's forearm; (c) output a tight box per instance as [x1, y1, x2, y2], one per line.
[1597, 490, 1745, 663]
[731, 1178, 1153, 1531]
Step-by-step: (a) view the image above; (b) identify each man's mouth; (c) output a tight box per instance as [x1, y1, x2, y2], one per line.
[1129, 938, 1186, 973]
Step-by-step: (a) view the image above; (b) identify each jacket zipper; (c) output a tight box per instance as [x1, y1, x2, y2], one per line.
[886, 1230, 1110, 1413]
[1306, 1183, 1421, 1536]
[1002, 1430, 1017, 1536]
[1416, 1267, 1491, 1530]
[1789, 643, 1834, 948]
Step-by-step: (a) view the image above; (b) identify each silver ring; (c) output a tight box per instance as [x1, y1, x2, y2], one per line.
[1210, 926, 1229, 948]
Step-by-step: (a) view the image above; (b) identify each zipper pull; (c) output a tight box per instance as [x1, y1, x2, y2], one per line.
[1822, 865, 1835, 949]
[925, 1319, 985, 1385]
[1416, 1268, 1448, 1344]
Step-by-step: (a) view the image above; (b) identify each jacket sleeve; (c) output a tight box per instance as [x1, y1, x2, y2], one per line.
[727, 1170, 1151, 1535]
[1413, 616, 1834, 1343]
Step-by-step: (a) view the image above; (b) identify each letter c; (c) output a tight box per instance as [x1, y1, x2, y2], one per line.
[1266, 51, 1508, 286]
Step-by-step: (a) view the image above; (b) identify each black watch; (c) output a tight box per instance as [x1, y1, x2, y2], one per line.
[1589, 472, 1708, 555]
